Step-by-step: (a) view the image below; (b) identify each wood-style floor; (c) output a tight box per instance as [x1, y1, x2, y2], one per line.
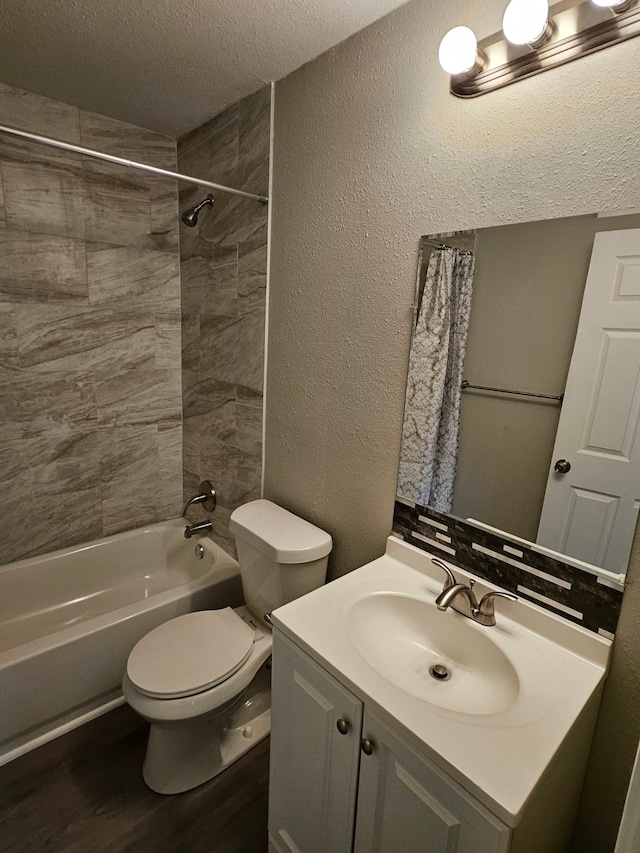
[0, 706, 270, 853]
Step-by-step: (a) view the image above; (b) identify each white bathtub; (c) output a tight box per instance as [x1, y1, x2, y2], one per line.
[0, 518, 243, 765]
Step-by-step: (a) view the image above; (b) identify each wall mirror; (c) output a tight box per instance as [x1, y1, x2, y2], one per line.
[398, 210, 640, 582]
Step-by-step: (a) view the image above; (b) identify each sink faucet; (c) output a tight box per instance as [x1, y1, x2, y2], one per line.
[430, 557, 517, 627]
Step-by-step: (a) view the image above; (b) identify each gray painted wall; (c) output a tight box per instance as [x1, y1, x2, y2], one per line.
[264, 0, 640, 849]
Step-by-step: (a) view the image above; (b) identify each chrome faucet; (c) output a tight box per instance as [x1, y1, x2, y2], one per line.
[430, 557, 517, 627]
[183, 480, 216, 516]
[184, 520, 213, 539]
[183, 480, 216, 539]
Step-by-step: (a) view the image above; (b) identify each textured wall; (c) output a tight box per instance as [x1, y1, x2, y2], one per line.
[0, 82, 182, 564]
[265, 0, 640, 849]
[0, 0, 408, 135]
[178, 87, 270, 555]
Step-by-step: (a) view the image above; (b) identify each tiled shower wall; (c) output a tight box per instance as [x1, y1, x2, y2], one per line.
[178, 87, 270, 555]
[0, 83, 183, 564]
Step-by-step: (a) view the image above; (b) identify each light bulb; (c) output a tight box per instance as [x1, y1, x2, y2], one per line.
[591, 0, 635, 7]
[438, 27, 480, 75]
[503, 0, 550, 46]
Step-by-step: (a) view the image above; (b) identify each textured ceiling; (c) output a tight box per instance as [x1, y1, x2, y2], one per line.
[0, 0, 409, 137]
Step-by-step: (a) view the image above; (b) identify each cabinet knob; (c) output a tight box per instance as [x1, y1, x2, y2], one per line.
[361, 738, 375, 756]
[336, 718, 350, 735]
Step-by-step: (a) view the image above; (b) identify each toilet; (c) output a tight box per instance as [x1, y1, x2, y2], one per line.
[122, 499, 332, 795]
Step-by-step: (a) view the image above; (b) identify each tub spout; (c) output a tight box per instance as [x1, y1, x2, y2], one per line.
[184, 520, 213, 539]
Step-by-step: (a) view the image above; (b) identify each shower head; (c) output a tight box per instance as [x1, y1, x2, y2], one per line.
[181, 194, 214, 227]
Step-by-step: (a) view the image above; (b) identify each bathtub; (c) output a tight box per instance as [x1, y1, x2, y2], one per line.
[0, 518, 243, 765]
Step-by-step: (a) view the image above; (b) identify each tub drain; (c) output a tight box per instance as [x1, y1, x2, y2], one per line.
[429, 664, 451, 681]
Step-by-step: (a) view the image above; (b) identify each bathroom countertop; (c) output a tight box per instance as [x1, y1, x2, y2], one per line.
[272, 536, 611, 827]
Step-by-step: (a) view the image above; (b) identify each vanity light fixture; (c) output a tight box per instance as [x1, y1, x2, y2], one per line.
[439, 0, 640, 97]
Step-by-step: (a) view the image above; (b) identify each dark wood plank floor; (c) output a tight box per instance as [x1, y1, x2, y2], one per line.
[0, 706, 270, 853]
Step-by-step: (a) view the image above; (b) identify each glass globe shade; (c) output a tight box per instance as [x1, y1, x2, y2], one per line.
[438, 27, 479, 75]
[590, 0, 631, 6]
[502, 0, 550, 45]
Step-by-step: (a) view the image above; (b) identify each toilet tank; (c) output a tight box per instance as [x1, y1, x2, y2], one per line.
[229, 500, 332, 624]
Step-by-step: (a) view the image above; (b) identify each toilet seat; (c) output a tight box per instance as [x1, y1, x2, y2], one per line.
[127, 608, 255, 699]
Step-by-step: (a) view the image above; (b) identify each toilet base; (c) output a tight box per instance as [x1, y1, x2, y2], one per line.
[142, 675, 271, 795]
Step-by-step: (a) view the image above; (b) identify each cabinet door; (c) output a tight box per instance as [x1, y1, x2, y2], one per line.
[269, 632, 364, 853]
[354, 710, 511, 853]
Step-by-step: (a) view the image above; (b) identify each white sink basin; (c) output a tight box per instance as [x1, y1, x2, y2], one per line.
[348, 591, 520, 715]
[272, 535, 611, 826]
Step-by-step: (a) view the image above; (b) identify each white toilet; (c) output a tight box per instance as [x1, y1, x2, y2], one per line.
[122, 499, 332, 795]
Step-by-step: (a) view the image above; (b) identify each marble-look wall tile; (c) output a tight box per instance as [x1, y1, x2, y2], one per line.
[82, 166, 152, 248]
[0, 303, 18, 368]
[28, 431, 102, 494]
[178, 87, 269, 556]
[0, 82, 81, 143]
[199, 311, 265, 392]
[79, 110, 176, 171]
[155, 312, 182, 369]
[149, 177, 180, 253]
[0, 370, 97, 441]
[96, 368, 182, 427]
[238, 239, 267, 315]
[0, 227, 88, 302]
[0, 439, 31, 480]
[0, 83, 182, 565]
[236, 386, 263, 455]
[2, 160, 86, 240]
[200, 189, 267, 249]
[0, 484, 103, 565]
[15, 304, 155, 373]
[86, 244, 179, 309]
[239, 88, 271, 169]
[102, 476, 160, 537]
[98, 426, 160, 487]
[158, 424, 184, 519]
[177, 103, 239, 186]
[200, 435, 262, 510]
[0, 170, 5, 222]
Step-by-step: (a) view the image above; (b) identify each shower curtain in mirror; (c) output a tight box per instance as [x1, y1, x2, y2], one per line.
[398, 246, 475, 512]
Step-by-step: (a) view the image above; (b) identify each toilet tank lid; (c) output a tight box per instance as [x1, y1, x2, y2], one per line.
[229, 499, 332, 564]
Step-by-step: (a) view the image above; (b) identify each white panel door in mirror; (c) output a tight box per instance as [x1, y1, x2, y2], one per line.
[538, 229, 640, 575]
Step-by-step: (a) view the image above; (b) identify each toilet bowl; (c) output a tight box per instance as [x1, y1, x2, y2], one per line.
[123, 500, 332, 794]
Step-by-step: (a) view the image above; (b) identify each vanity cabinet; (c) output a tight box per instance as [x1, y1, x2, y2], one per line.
[269, 632, 510, 853]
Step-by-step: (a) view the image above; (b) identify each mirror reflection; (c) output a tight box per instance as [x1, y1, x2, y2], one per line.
[398, 211, 640, 579]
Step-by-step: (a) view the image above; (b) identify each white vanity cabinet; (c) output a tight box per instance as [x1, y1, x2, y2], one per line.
[269, 632, 363, 853]
[269, 632, 511, 853]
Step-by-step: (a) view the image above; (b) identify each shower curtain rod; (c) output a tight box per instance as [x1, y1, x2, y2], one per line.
[0, 123, 269, 205]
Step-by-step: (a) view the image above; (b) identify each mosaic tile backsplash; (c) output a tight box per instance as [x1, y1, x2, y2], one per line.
[393, 499, 623, 636]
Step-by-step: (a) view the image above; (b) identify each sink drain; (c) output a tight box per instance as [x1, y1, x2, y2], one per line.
[429, 664, 451, 681]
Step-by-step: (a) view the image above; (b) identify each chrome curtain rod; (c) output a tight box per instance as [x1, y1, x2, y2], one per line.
[0, 123, 269, 205]
[461, 380, 564, 403]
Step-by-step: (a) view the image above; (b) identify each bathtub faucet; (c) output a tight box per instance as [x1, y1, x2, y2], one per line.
[183, 480, 216, 538]
[184, 520, 214, 539]
[182, 480, 216, 517]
